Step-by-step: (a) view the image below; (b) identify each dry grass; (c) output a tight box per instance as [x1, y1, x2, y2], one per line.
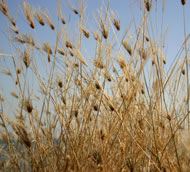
[0, 0, 190, 171]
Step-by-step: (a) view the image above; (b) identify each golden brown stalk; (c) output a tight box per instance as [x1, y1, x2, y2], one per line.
[23, 2, 35, 29]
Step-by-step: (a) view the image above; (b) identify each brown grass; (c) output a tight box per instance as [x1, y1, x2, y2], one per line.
[0, 0, 190, 171]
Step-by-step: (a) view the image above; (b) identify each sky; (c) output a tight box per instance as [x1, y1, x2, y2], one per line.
[0, 0, 190, 118]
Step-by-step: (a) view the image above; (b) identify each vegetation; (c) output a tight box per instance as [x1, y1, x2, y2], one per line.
[0, 0, 190, 171]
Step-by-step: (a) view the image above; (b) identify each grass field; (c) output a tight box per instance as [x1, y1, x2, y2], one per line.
[0, 0, 190, 171]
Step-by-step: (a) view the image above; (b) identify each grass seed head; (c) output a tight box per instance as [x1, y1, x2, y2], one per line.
[41, 9, 54, 30]
[24, 99, 33, 113]
[69, 50, 74, 57]
[9, 25, 19, 34]
[34, 12, 45, 26]
[23, 48, 31, 68]
[57, 77, 63, 88]
[43, 42, 52, 54]
[93, 31, 100, 41]
[95, 82, 101, 89]
[181, 0, 186, 5]
[145, 36, 150, 42]
[66, 41, 73, 49]
[13, 123, 31, 148]
[145, 0, 151, 12]
[23, 34, 35, 46]
[73, 8, 79, 15]
[82, 28, 90, 38]
[61, 96, 66, 104]
[141, 88, 145, 94]
[14, 36, 25, 44]
[57, 48, 65, 56]
[94, 60, 104, 69]
[102, 27, 108, 39]
[167, 115, 171, 121]
[113, 18, 120, 31]
[93, 105, 98, 111]
[0, 1, 8, 16]
[109, 104, 115, 111]
[16, 68, 22, 74]
[139, 48, 148, 60]
[122, 40, 132, 56]
[61, 17, 66, 24]
[10, 92, 19, 99]
[182, 68, 185, 75]
[23, 2, 35, 29]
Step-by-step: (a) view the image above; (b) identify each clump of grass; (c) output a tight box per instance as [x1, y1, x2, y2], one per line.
[0, 0, 190, 171]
